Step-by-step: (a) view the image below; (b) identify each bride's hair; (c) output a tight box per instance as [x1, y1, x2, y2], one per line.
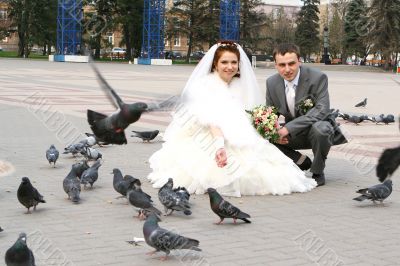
[211, 40, 240, 77]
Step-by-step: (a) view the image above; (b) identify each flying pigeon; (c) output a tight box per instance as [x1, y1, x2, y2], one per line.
[5, 233, 35, 266]
[143, 213, 201, 261]
[127, 179, 161, 219]
[80, 159, 102, 189]
[0, 227, 3, 232]
[207, 188, 251, 224]
[112, 168, 138, 198]
[88, 64, 178, 145]
[80, 147, 102, 160]
[354, 98, 367, 107]
[353, 179, 392, 203]
[63, 164, 83, 203]
[158, 178, 191, 216]
[131, 130, 160, 142]
[376, 146, 400, 182]
[45, 144, 59, 167]
[17, 177, 46, 214]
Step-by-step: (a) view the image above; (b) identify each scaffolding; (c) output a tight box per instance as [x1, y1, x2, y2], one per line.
[139, 0, 165, 64]
[219, 0, 240, 42]
[56, 0, 82, 55]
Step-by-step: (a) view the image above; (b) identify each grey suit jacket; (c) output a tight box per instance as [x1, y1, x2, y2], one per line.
[266, 65, 346, 145]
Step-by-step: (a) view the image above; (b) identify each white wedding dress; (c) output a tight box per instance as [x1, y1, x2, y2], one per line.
[147, 72, 317, 197]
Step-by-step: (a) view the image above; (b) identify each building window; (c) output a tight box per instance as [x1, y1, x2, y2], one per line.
[0, 10, 7, 20]
[106, 32, 114, 45]
[174, 35, 180, 47]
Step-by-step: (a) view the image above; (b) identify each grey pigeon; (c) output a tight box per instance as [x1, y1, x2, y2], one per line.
[45, 144, 59, 167]
[372, 114, 385, 124]
[143, 213, 201, 260]
[346, 115, 363, 125]
[158, 178, 191, 216]
[354, 98, 367, 107]
[85, 132, 108, 146]
[338, 112, 350, 120]
[173, 186, 190, 201]
[79, 136, 97, 147]
[72, 160, 90, 179]
[376, 146, 400, 182]
[112, 168, 138, 198]
[382, 114, 395, 125]
[131, 130, 160, 142]
[207, 188, 251, 224]
[88, 64, 177, 145]
[63, 164, 83, 203]
[353, 179, 393, 203]
[0, 226, 3, 232]
[359, 115, 373, 122]
[127, 179, 161, 219]
[81, 159, 102, 189]
[80, 147, 102, 160]
[17, 177, 46, 214]
[5, 233, 35, 266]
[63, 142, 88, 156]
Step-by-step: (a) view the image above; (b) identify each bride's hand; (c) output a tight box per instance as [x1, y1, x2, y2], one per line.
[215, 148, 227, 168]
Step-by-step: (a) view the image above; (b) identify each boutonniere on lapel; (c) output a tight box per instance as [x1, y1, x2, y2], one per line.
[297, 96, 315, 115]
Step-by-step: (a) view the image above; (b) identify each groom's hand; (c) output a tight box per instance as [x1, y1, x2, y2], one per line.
[215, 148, 227, 168]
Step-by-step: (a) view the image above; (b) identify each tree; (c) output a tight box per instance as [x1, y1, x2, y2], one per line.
[169, 0, 209, 62]
[295, 0, 320, 60]
[328, 9, 343, 59]
[368, 0, 400, 69]
[344, 0, 370, 61]
[240, 0, 266, 52]
[31, 0, 57, 55]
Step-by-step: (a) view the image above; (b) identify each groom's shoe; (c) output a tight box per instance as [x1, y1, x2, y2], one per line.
[312, 173, 325, 187]
[296, 155, 312, 171]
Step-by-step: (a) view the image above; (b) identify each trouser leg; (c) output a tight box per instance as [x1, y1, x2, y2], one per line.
[307, 121, 334, 174]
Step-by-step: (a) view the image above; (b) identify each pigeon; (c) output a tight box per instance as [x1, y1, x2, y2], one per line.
[127, 179, 161, 219]
[158, 178, 191, 216]
[63, 142, 88, 156]
[72, 160, 90, 179]
[382, 114, 395, 125]
[63, 164, 83, 203]
[131, 130, 160, 142]
[173, 186, 190, 201]
[79, 136, 97, 147]
[338, 112, 350, 120]
[88, 64, 178, 145]
[359, 115, 374, 122]
[85, 132, 108, 146]
[80, 147, 102, 160]
[207, 188, 251, 224]
[80, 159, 102, 189]
[353, 179, 392, 203]
[0, 226, 3, 232]
[5, 233, 35, 266]
[346, 115, 363, 125]
[143, 213, 201, 260]
[354, 98, 367, 107]
[376, 146, 400, 182]
[45, 144, 59, 167]
[112, 168, 138, 198]
[17, 177, 46, 214]
[372, 114, 385, 124]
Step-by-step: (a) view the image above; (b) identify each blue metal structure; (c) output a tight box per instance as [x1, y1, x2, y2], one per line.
[219, 0, 240, 42]
[139, 0, 165, 64]
[56, 0, 82, 56]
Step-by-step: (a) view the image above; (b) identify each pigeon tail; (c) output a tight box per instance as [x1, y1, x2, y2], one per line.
[241, 218, 251, 223]
[353, 195, 369, 201]
[183, 210, 192, 215]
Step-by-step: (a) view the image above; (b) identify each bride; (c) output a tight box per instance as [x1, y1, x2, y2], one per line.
[147, 41, 316, 197]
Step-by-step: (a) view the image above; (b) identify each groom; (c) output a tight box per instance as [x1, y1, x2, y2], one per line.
[266, 43, 347, 186]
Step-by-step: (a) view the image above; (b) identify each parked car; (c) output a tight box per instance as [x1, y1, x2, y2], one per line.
[165, 51, 183, 59]
[111, 47, 126, 54]
[190, 51, 205, 59]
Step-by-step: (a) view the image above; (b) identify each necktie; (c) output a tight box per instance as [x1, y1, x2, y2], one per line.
[286, 83, 296, 117]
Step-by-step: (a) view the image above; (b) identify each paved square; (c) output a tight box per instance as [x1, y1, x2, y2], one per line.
[0, 59, 399, 265]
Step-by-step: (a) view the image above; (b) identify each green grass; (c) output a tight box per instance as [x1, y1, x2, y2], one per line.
[0, 50, 48, 59]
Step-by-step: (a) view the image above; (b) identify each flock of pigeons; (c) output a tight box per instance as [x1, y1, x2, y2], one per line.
[2, 65, 255, 264]
[2, 67, 400, 264]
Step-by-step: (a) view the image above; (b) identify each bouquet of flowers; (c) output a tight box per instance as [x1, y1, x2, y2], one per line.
[246, 105, 280, 143]
[297, 96, 315, 115]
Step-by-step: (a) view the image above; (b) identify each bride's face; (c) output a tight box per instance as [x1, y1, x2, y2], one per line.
[215, 51, 239, 83]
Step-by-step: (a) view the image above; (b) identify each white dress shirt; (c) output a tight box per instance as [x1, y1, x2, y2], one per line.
[284, 69, 301, 117]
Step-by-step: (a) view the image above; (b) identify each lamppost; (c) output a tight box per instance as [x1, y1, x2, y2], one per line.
[323, 26, 330, 64]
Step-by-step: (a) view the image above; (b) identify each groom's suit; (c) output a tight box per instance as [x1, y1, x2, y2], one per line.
[266, 65, 347, 175]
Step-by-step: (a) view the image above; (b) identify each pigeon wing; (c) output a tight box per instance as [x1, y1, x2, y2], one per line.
[376, 146, 400, 182]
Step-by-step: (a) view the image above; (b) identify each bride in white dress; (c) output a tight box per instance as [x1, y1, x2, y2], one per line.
[147, 41, 316, 197]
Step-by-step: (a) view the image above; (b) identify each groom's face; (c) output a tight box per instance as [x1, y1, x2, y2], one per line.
[274, 52, 300, 82]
